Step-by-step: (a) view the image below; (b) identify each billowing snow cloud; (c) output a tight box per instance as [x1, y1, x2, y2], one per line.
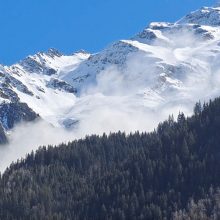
[2, 8, 220, 171]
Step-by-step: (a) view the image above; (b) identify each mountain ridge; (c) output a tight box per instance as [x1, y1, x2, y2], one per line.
[0, 4, 220, 142]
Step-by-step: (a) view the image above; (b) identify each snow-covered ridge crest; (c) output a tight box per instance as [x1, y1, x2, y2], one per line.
[0, 50, 90, 131]
[15, 48, 90, 75]
[177, 5, 220, 26]
[0, 3, 220, 136]
[1, 3, 220, 169]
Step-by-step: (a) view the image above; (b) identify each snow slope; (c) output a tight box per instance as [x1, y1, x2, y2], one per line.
[1, 4, 220, 135]
[1, 50, 90, 128]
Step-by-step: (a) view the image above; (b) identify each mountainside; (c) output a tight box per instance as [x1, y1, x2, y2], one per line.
[1, 5, 220, 140]
[1, 97, 220, 219]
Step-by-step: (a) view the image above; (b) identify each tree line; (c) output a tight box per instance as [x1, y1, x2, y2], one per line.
[0, 98, 220, 219]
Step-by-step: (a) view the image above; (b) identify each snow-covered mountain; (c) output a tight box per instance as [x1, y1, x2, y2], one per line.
[1, 4, 220, 142]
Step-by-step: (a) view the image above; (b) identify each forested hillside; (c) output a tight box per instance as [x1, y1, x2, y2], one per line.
[1, 98, 220, 219]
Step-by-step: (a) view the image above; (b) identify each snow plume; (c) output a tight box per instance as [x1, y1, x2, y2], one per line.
[1, 23, 220, 172]
[73, 25, 220, 137]
[0, 120, 77, 172]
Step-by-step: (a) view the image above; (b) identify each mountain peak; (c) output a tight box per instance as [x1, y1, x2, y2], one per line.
[177, 5, 220, 26]
[17, 49, 63, 75]
[46, 48, 63, 57]
[74, 49, 90, 55]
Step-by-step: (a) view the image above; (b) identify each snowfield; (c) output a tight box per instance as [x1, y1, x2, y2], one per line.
[1, 3, 220, 171]
[1, 4, 220, 137]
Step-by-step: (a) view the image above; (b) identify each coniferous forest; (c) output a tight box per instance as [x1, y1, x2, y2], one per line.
[1, 98, 220, 219]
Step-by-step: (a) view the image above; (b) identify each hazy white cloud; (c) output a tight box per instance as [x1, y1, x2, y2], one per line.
[1, 26, 220, 172]
[0, 120, 76, 172]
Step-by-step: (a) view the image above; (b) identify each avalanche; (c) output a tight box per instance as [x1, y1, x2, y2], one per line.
[1, 4, 220, 137]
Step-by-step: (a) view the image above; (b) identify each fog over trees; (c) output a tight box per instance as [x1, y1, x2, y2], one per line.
[1, 98, 220, 219]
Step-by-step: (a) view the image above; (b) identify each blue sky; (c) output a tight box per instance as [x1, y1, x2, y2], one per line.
[0, 0, 216, 65]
